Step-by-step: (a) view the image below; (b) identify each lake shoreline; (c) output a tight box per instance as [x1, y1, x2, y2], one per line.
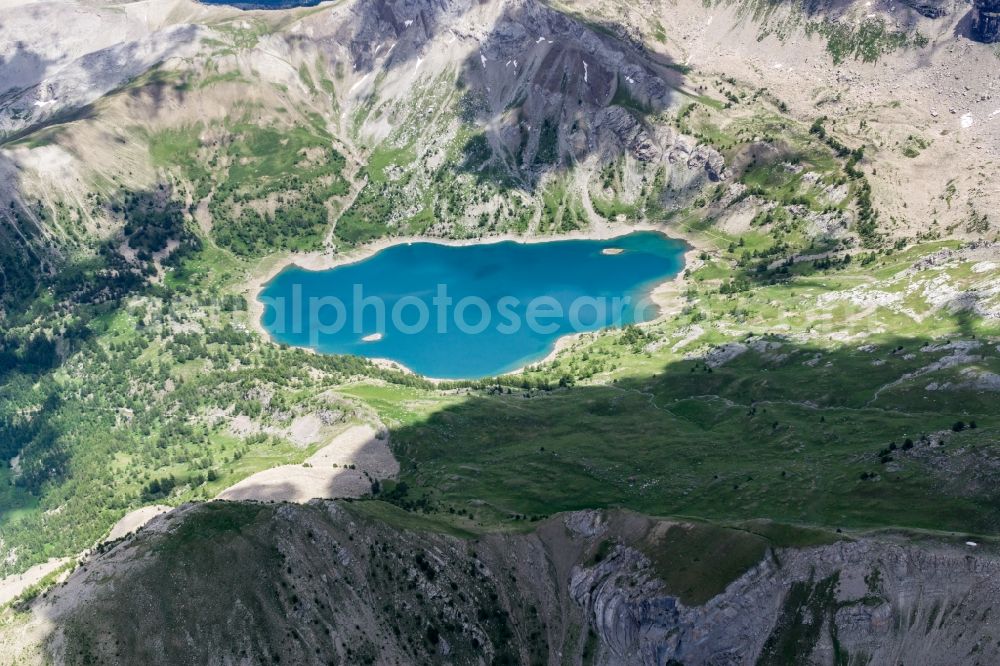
[198, 0, 325, 10]
[244, 222, 704, 382]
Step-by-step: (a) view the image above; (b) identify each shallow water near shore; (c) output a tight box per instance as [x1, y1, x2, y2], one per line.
[258, 231, 686, 379]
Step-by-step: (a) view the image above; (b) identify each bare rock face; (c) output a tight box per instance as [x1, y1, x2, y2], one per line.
[326, 0, 717, 177]
[447, 0, 689, 172]
[570, 536, 1000, 665]
[901, 0, 949, 18]
[973, 0, 1000, 42]
[594, 107, 659, 161]
[687, 144, 726, 182]
[569, 544, 684, 663]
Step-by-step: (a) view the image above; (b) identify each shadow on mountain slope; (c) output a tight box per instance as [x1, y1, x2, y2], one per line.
[31, 500, 551, 665]
[325, 0, 465, 75]
[384, 328, 999, 535]
[0, 20, 200, 142]
[0, 184, 200, 494]
[0, 43, 50, 96]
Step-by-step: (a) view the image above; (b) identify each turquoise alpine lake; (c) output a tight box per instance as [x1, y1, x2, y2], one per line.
[258, 231, 687, 379]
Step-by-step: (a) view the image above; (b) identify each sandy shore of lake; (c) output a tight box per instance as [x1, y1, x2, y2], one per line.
[242, 222, 707, 381]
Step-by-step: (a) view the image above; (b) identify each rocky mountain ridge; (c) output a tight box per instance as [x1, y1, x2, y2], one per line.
[6, 502, 1000, 665]
[2, 0, 998, 271]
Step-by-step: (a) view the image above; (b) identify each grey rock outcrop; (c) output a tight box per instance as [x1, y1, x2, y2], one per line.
[973, 0, 1000, 42]
[902, 0, 949, 18]
[594, 107, 659, 161]
[571, 536, 1000, 665]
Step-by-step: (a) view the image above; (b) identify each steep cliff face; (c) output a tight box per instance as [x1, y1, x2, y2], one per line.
[7, 502, 1000, 665]
[302, 0, 723, 188]
[901, 0, 949, 18]
[973, 0, 1000, 42]
[573, 532, 1000, 665]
